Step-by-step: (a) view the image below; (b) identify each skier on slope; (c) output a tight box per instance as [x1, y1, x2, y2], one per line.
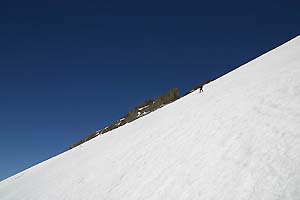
[199, 85, 203, 93]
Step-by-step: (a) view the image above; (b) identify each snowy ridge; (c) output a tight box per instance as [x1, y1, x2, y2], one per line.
[1, 36, 300, 199]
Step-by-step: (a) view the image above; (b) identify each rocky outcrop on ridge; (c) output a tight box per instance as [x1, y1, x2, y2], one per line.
[69, 88, 180, 149]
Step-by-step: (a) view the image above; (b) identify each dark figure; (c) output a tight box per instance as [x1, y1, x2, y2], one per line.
[199, 85, 203, 93]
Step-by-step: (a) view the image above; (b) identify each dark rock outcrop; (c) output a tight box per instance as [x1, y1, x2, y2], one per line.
[69, 88, 180, 149]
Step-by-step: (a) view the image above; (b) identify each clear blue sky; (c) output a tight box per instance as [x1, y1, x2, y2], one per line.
[0, 0, 299, 181]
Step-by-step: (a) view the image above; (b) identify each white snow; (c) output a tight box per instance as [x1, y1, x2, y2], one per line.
[1, 36, 300, 200]
[138, 105, 150, 111]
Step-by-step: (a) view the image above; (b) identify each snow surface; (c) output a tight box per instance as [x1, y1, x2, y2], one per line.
[1, 37, 300, 200]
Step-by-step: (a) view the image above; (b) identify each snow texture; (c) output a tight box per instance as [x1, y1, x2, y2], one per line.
[1, 36, 300, 200]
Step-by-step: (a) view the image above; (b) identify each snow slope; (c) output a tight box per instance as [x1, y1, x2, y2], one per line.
[1, 36, 300, 200]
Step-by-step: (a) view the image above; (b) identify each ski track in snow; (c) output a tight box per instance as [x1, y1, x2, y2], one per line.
[1, 37, 300, 200]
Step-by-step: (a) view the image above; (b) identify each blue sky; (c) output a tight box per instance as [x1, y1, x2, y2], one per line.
[0, 0, 299, 181]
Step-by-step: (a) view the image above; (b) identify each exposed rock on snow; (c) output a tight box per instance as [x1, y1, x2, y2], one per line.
[69, 88, 180, 149]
